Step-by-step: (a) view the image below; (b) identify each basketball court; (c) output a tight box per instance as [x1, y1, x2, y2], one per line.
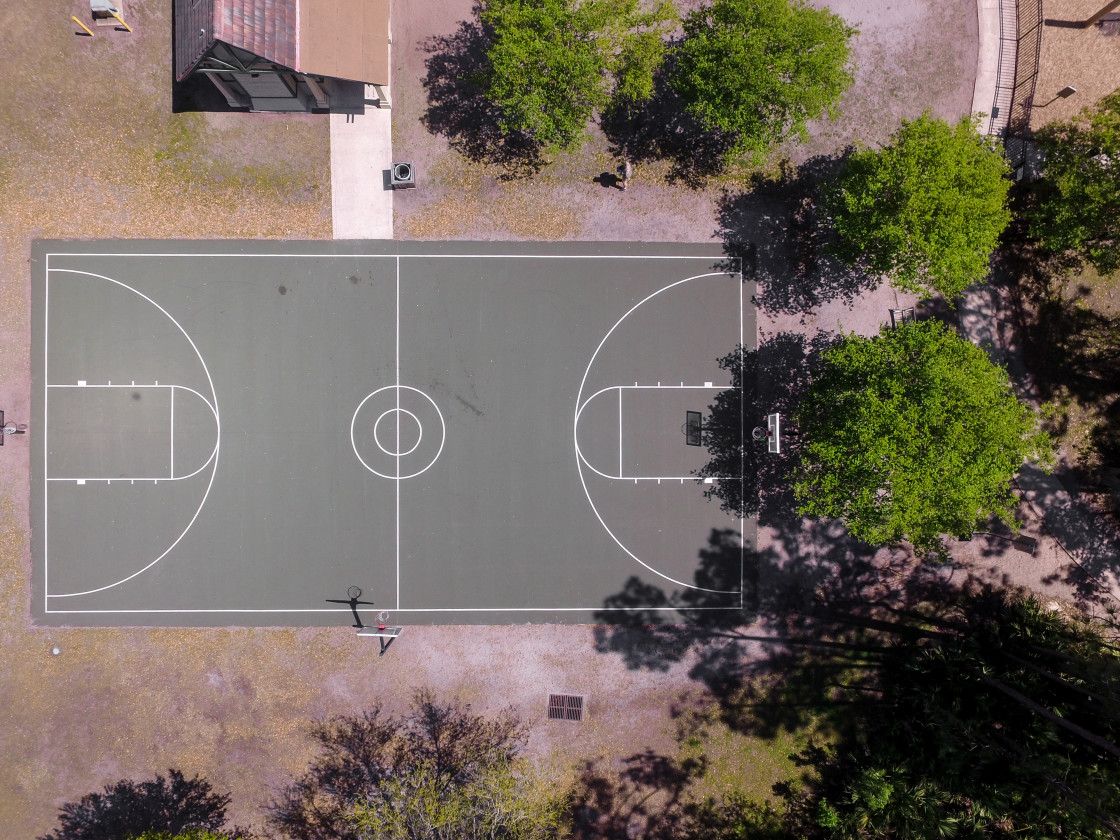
[31, 240, 755, 626]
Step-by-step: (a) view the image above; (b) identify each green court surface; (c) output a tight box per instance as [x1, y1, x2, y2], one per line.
[31, 240, 755, 626]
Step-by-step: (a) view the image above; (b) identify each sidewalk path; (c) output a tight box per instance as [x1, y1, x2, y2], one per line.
[960, 282, 1120, 606]
[330, 89, 393, 240]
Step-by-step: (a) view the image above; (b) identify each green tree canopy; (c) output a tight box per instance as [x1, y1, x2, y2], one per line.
[481, 0, 676, 152]
[669, 0, 856, 163]
[826, 113, 1012, 300]
[351, 760, 565, 840]
[39, 770, 234, 840]
[271, 689, 565, 840]
[1030, 91, 1120, 274]
[791, 320, 1052, 556]
[810, 591, 1120, 840]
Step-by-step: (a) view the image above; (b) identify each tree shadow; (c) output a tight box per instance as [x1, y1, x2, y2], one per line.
[715, 154, 879, 317]
[1001, 213, 1120, 450]
[569, 749, 705, 840]
[599, 54, 740, 186]
[697, 331, 838, 528]
[38, 769, 240, 840]
[593, 510, 973, 742]
[995, 215, 1120, 596]
[420, 9, 548, 178]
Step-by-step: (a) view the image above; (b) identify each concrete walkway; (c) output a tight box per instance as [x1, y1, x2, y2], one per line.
[972, 0, 1009, 136]
[963, 0, 1120, 607]
[330, 85, 393, 240]
[959, 282, 1120, 606]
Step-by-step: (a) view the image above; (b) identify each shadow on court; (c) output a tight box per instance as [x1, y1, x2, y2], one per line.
[695, 331, 837, 523]
[592, 519, 970, 735]
[420, 9, 548, 178]
[715, 154, 879, 317]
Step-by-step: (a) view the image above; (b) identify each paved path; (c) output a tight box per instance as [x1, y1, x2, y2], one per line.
[963, 0, 1120, 608]
[972, 0, 1009, 136]
[960, 282, 1120, 606]
[330, 86, 393, 240]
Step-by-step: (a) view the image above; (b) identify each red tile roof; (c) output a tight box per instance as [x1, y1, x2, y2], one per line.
[206, 0, 389, 84]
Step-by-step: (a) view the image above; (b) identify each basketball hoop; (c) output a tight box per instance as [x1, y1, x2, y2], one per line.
[357, 611, 403, 656]
[682, 410, 702, 446]
[347, 585, 362, 600]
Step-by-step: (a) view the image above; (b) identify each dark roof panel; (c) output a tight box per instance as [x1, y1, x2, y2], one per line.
[174, 0, 217, 81]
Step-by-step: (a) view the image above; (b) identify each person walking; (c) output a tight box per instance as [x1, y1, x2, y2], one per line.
[617, 160, 632, 191]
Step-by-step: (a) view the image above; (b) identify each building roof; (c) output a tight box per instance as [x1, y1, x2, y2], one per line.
[299, 0, 390, 85]
[177, 0, 390, 85]
[214, 0, 299, 70]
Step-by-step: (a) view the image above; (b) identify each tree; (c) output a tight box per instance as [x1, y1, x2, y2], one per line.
[826, 113, 1012, 301]
[270, 689, 563, 840]
[350, 761, 565, 840]
[810, 590, 1120, 840]
[1030, 92, 1120, 274]
[39, 769, 234, 840]
[670, 0, 856, 163]
[791, 320, 1052, 557]
[480, 0, 676, 152]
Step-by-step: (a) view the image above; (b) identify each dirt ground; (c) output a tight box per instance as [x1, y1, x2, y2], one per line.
[1, 0, 1108, 837]
[390, 0, 978, 241]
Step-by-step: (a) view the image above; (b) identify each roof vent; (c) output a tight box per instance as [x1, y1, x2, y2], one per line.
[547, 693, 586, 722]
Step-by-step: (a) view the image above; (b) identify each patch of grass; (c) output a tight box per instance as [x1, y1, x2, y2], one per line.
[675, 695, 828, 805]
[1018, 256, 1120, 481]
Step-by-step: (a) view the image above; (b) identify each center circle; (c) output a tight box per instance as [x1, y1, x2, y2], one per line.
[373, 408, 422, 457]
[350, 385, 447, 480]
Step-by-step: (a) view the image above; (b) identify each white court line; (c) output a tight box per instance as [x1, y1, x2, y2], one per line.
[43, 257, 49, 617]
[573, 271, 743, 595]
[44, 269, 221, 602]
[739, 273, 745, 606]
[45, 384, 219, 482]
[576, 384, 736, 481]
[350, 386, 446, 480]
[45, 604, 742, 614]
[395, 254, 400, 611]
[42, 252, 745, 616]
[48, 252, 731, 260]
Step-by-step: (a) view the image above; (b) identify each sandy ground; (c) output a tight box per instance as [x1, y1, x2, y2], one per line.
[2, 0, 1107, 837]
[1030, 0, 1120, 130]
[390, 0, 978, 242]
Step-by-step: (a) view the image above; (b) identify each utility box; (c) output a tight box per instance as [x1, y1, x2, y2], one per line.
[390, 162, 416, 189]
[90, 0, 118, 13]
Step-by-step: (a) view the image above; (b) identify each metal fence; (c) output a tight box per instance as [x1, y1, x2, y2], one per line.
[989, 0, 1043, 165]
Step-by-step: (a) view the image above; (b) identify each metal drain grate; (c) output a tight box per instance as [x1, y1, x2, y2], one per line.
[547, 693, 586, 722]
